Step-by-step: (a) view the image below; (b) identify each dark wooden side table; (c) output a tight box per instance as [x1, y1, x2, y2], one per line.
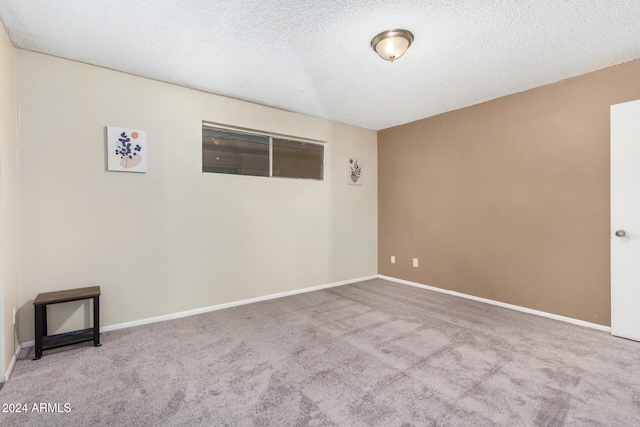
[33, 286, 101, 360]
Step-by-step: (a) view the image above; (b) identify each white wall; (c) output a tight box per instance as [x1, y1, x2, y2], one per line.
[16, 50, 378, 343]
[0, 20, 19, 379]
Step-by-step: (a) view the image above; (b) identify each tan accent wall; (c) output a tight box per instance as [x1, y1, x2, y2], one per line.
[378, 59, 640, 326]
[0, 20, 19, 379]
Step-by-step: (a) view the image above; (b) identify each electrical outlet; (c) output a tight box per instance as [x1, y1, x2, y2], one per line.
[12, 307, 17, 325]
[413, 258, 419, 268]
[391, 255, 396, 264]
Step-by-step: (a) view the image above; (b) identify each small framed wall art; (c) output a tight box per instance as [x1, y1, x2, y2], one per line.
[347, 157, 363, 185]
[107, 126, 147, 173]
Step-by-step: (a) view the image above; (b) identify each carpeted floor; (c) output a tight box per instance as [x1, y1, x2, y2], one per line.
[1, 278, 639, 426]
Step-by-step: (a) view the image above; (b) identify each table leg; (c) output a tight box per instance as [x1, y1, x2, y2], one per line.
[34, 304, 44, 360]
[42, 305, 48, 337]
[93, 296, 101, 347]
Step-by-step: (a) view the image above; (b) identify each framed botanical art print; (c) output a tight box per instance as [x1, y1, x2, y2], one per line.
[107, 126, 147, 173]
[347, 157, 363, 185]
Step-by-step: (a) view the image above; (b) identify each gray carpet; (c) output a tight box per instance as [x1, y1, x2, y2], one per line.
[1, 278, 639, 426]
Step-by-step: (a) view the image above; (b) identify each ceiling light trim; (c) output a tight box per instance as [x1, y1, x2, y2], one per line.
[371, 29, 414, 62]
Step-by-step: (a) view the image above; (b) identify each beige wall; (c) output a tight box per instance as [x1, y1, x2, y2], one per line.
[378, 59, 640, 326]
[16, 50, 378, 343]
[0, 20, 19, 379]
[10, 40, 639, 348]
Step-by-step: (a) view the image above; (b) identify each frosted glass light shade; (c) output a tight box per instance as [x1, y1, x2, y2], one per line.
[371, 29, 414, 62]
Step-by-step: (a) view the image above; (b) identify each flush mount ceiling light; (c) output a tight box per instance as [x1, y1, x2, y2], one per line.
[371, 29, 414, 62]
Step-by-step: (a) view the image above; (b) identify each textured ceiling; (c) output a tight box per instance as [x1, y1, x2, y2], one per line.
[1, 1, 640, 130]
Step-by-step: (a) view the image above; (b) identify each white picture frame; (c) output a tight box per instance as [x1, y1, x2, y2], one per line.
[107, 126, 147, 173]
[347, 157, 363, 185]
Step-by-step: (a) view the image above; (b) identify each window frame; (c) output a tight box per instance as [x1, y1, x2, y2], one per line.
[202, 121, 326, 180]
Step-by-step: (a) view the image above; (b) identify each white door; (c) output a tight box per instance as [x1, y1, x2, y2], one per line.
[611, 99, 640, 341]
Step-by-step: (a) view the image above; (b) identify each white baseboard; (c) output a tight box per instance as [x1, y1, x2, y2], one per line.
[2, 344, 21, 382]
[21, 275, 378, 348]
[378, 274, 611, 333]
